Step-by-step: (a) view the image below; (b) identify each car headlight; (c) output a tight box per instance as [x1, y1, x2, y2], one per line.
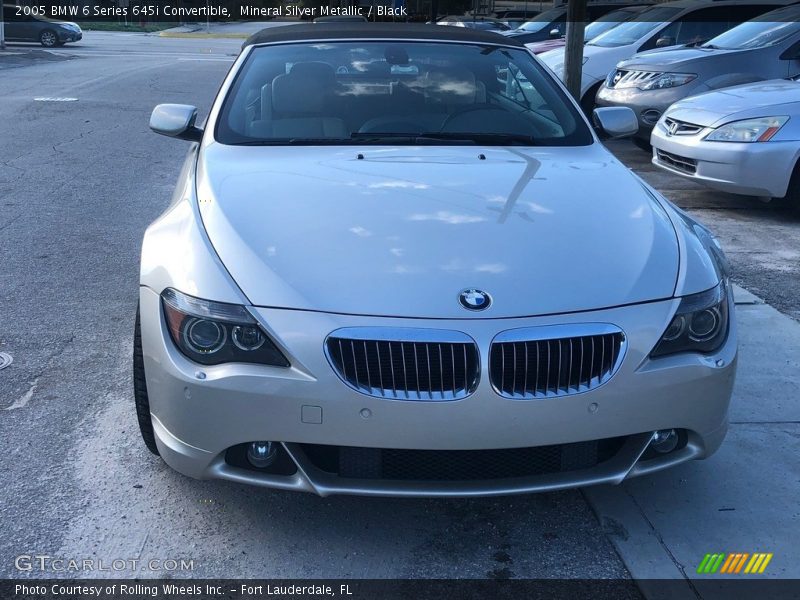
[704, 116, 789, 143]
[651, 282, 729, 357]
[161, 288, 289, 367]
[639, 72, 696, 91]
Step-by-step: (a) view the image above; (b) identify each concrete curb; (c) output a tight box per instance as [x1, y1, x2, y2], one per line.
[158, 32, 249, 39]
[584, 283, 800, 598]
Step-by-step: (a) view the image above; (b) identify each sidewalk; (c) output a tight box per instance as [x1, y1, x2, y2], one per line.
[585, 285, 800, 598]
[158, 20, 296, 39]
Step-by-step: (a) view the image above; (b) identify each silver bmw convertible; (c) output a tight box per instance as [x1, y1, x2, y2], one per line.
[135, 23, 737, 497]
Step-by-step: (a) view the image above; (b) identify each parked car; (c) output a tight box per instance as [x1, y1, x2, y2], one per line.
[539, 0, 791, 113]
[499, 18, 528, 30]
[138, 23, 736, 496]
[313, 15, 368, 23]
[501, 3, 625, 45]
[652, 77, 800, 208]
[526, 4, 654, 54]
[597, 5, 800, 148]
[494, 10, 540, 20]
[436, 15, 511, 31]
[1, 4, 82, 47]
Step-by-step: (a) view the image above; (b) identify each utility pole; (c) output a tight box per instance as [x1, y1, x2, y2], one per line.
[0, 2, 5, 51]
[563, 0, 587, 102]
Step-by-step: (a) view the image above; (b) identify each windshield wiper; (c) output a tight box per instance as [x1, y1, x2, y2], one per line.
[350, 131, 539, 145]
[232, 138, 363, 146]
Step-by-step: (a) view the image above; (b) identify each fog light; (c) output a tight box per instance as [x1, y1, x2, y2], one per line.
[246, 441, 277, 468]
[651, 429, 678, 454]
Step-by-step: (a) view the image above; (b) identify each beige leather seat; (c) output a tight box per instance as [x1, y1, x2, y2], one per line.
[249, 62, 348, 139]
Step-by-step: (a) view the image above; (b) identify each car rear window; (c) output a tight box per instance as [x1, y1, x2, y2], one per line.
[215, 41, 593, 147]
[510, 8, 566, 32]
[588, 6, 681, 47]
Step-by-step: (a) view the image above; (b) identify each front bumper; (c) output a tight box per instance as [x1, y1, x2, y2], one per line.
[139, 285, 737, 497]
[58, 30, 82, 42]
[596, 84, 692, 139]
[651, 123, 796, 198]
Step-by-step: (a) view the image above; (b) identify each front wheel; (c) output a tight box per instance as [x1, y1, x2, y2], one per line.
[632, 137, 652, 153]
[580, 83, 602, 118]
[134, 305, 160, 455]
[39, 29, 58, 47]
[777, 162, 800, 213]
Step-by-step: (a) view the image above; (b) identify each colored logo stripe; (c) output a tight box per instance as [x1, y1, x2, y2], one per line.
[698, 553, 773, 575]
[697, 553, 725, 574]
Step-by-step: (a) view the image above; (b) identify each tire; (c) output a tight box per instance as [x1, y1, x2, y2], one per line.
[632, 137, 652, 153]
[134, 305, 160, 455]
[39, 29, 58, 47]
[580, 83, 602, 118]
[778, 161, 800, 213]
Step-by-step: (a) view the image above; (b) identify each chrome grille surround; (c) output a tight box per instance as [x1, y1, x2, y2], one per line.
[608, 69, 661, 89]
[663, 117, 704, 136]
[489, 324, 626, 399]
[325, 327, 480, 401]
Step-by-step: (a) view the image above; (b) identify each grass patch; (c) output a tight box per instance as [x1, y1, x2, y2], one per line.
[82, 21, 178, 33]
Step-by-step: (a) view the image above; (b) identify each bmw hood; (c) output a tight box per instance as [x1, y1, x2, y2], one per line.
[196, 144, 679, 318]
[667, 79, 800, 127]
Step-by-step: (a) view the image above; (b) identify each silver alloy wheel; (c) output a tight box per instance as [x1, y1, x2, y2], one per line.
[40, 30, 57, 47]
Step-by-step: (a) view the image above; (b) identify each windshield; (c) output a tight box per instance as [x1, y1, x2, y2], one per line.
[584, 9, 639, 41]
[588, 7, 681, 47]
[516, 8, 565, 32]
[702, 16, 800, 50]
[216, 41, 592, 147]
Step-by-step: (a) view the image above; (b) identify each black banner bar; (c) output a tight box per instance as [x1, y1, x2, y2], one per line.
[5, 579, 800, 600]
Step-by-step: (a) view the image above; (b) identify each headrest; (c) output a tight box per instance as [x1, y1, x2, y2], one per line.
[289, 61, 336, 84]
[272, 62, 337, 114]
[424, 67, 477, 106]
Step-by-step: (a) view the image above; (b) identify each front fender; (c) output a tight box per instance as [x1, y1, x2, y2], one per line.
[139, 148, 246, 304]
[633, 177, 721, 297]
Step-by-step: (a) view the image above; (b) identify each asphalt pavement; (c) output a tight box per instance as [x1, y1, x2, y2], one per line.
[1, 31, 798, 590]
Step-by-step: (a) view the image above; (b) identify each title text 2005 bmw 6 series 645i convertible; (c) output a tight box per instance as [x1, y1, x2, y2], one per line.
[135, 24, 737, 497]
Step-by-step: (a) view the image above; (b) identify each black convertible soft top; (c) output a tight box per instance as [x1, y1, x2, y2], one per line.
[242, 23, 526, 49]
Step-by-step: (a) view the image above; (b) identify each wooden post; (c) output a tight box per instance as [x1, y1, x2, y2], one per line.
[563, 0, 587, 103]
[0, 2, 5, 51]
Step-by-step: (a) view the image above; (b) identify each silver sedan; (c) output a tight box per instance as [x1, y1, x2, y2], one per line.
[652, 78, 800, 207]
[135, 23, 736, 497]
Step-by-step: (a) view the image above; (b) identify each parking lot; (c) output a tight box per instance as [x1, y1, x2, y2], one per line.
[1, 31, 798, 591]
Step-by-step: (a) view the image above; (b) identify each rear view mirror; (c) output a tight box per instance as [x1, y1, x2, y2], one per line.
[549, 28, 561, 38]
[593, 107, 638, 139]
[656, 36, 675, 48]
[150, 104, 203, 142]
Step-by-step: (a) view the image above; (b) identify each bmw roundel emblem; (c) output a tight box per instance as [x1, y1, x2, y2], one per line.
[458, 289, 491, 311]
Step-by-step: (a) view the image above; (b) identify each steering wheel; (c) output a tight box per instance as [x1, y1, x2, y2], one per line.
[440, 104, 508, 131]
